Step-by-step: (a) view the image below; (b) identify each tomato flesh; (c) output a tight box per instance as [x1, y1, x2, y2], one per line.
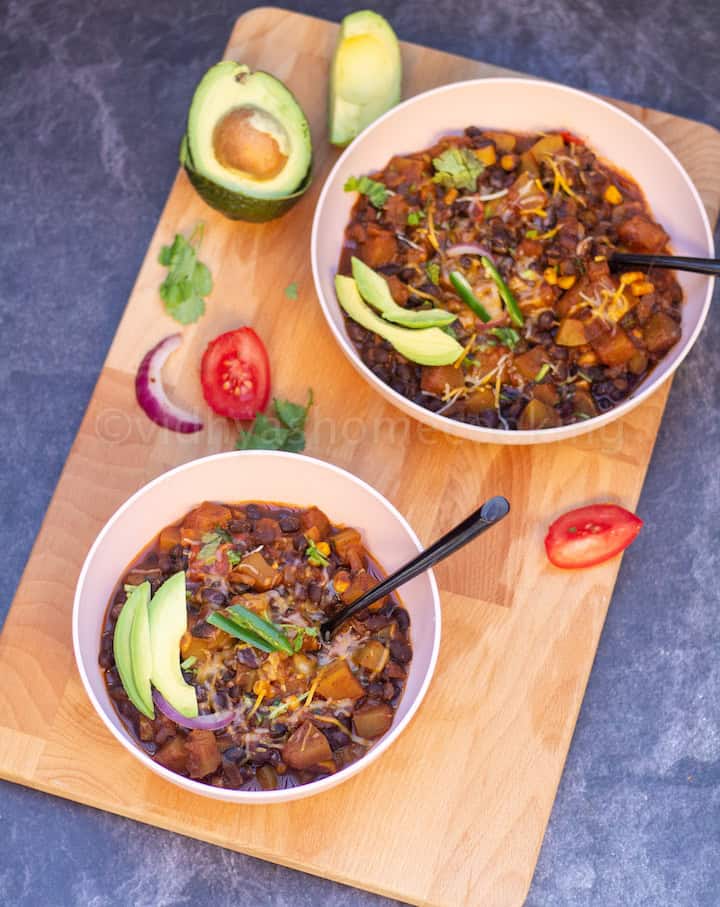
[200, 328, 271, 420]
[545, 504, 642, 569]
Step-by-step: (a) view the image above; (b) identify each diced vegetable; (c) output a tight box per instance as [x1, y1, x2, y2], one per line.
[353, 640, 389, 673]
[230, 550, 280, 590]
[315, 659, 365, 701]
[282, 721, 333, 770]
[518, 398, 560, 430]
[556, 318, 587, 347]
[353, 702, 394, 739]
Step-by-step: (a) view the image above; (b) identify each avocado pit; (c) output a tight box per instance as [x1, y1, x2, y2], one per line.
[212, 107, 288, 181]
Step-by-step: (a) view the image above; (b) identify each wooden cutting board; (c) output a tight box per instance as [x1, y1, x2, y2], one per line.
[1, 8, 719, 906]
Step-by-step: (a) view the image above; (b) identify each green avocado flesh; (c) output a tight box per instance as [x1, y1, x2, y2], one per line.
[183, 61, 313, 222]
[329, 11, 402, 147]
[113, 583, 154, 719]
[335, 275, 464, 366]
[147, 571, 198, 718]
[351, 257, 456, 329]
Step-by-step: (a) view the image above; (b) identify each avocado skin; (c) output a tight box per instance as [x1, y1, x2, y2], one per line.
[180, 134, 312, 223]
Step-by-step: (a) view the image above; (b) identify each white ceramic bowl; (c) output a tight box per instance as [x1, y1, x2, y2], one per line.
[73, 451, 441, 803]
[311, 77, 714, 444]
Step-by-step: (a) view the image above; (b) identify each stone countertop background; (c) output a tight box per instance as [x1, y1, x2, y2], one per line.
[1, 1, 719, 905]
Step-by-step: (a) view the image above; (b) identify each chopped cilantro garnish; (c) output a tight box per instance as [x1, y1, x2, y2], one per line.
[180, 656, 197, 671]
[198, 527, 232, 564]
[425, 261, 440, 285]
[158, 224, 212, 324]
[227, 549, 243, 567]
[406, 209, 425, 226]
[489, 327, 521, 350]
[432, 147, 484, 192]
[284, 281, 298, 300]
[305, 537, 330, 567]
[344, 175, 390, 208]
[235, 389, 314, 453]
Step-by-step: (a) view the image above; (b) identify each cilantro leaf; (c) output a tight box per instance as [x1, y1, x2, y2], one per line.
[284, 281, 298, 300]
[235, 414, 290, 451]
[227, 549, 243, 567]
[274, 389, 313, 431]
[407, 209, 425, 227]
[431, 148, 484, 192]
[158, 225, 212, 325]
[425, 262, 440, 285]
[344, 175, 390, 209]
[305, 537, 330, 567]
[489, 327, 521, 350]
[235, 390, 314, 453]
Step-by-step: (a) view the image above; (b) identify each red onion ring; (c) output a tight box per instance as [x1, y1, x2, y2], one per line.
[445, 242, 491, 259]
[135, 334, 203, 433]
[152, 690, 237, 731]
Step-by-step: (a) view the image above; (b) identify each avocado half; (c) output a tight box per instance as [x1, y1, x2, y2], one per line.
[329, 11, 402, 147]
[181, 61, 313, 222]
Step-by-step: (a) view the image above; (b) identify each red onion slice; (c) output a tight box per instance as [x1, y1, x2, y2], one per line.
[152, 690, 237, 731]
[135, 334, 203, 433]
[446, 242, 491, 259]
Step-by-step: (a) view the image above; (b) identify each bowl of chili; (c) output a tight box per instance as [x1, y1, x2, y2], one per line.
[311, 77, 714, 443]
[73, 451, 441, 803]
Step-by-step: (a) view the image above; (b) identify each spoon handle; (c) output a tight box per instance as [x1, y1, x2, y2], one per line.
[610, 252, 720, 277]
[321, 496, 510, 640]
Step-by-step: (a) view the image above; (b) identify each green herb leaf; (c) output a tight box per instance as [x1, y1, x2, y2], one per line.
[425, 262, 440, 285]
[344, 175, 390, 209]
[284, 281, 298, 300]
[206, 612, 275, 652]
[431, 148, 484, 192]
[236, 391, 314, 452]
[180, 656, 197, 670]
[197, 527, 232, 564]
[525, 229, 539, 239]
[227, 549, 243, 567]
[226, 604, 294, 654]
[305, 537, 330, 567]
[489, 327, 521, 350]
[406, 209, 425, 227]
[158, 225, 212, 325]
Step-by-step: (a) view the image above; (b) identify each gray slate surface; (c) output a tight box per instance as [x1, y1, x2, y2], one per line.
[1, 1, 719, 905]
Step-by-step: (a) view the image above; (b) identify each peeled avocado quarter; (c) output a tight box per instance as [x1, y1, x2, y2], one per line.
[335, 274, 464, 366]
[113, 583, 154, 719]
[182, 61, 313, 222]
[351, 256, 456, 329]
[147, 571, 198, 719]
[329, 11, 402, 147]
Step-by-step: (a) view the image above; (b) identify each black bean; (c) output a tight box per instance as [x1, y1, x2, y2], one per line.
[537, 311, 555, 330]
[229, 518, 251, 534]
[246, 504, 262, 520]
[269, 723, 288, 739]
[293, 533, 307, 551]
[324, 728, 351, 750]
[223, 746, 246, 762]
[393, 607, 410, 632]
[201, 588, 226, 606]
[158, 553, 173, 573]
[191, 620, 214, 638]
[465, 126, 482, 138]
[196, 687, 208, 703]
[367, 681, 385, 698]
[236, 648, 259, 669]
[389, 640, 412, 664]
[308, 582, 323, 603]
[279, 515, 300, 533]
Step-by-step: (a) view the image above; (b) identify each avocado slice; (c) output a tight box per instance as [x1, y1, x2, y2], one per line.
[113, 583, 154, 719]
[183, 61, 312, 222]
[129, 587, 154, 718]
[335, 275, 464, 366]
[351, 257, 456, 329]
[329, 11, 402, 147]
[148, 572, 198, 718]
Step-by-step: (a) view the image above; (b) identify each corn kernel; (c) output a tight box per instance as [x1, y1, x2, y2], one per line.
[475, 145, 497, 167]
[631, 280, 655, 296]
[543, 267, 558, 286]
[316, 541, 331, 557]
[619, 271, 644, 284]
[604, 184, 623, 205]
[500, 153, 517, 171]
[558, 275, 576, 290]
[444, 187, 458, 205]
[334, 577, 350, 594]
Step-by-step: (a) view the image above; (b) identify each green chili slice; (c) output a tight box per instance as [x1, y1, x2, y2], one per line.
[449, 270, 491, 323]
[534, 363, 551, 382]
[206, 611, 275, 652]
[227, 604, 294, 655]
[481, 255, 525, 327]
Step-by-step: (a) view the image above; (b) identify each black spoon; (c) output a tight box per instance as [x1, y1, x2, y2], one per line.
[320, 495, 511, 641]
[610, 252, 720, 277]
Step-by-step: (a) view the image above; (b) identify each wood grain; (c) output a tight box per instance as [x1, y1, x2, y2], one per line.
[1, 8, 719, 907]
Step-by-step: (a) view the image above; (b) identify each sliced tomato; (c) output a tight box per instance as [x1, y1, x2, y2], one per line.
[200, 328, 271, 420]
[545, 504, 643, 569]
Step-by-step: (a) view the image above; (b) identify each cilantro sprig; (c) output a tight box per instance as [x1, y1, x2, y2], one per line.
[236, 389, 314, 452]
[158, 224, 212, 324]
[344, 175, 390, 209]
[432, 148, 484, 192]
[488, 327, 521, 350]
[198, 526, 233, 564]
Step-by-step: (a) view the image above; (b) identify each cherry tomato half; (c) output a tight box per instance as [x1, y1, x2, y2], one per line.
[200, 327, 271, 420]
[545, 504, 643, 569]
[560, 130, 584, 146]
